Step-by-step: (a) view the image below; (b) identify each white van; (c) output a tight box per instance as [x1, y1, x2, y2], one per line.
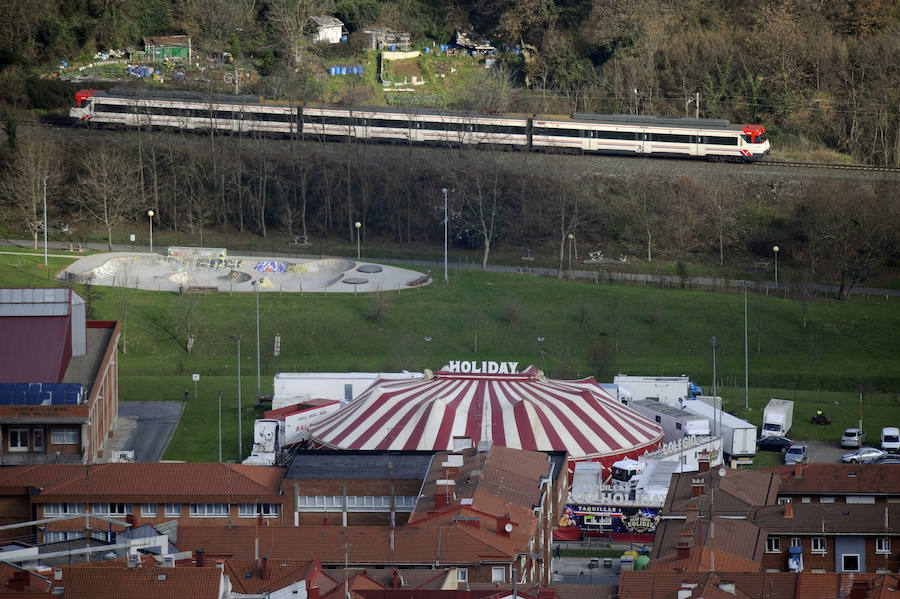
[881, 427, 900, 453]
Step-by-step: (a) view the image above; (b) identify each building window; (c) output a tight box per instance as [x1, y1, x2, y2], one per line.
[44, 531, 84, 543]
[92, 503, 132, 516]
[165, 503, 182, 517]
[778, 498, 792, 505]
[33, 428, 45, 451]
[457, 569, 468, 583]
[344, 384, 353, 401]
[876, 538, 891, 554]
[491, 567, 505, 582]
[44, 503, 84, 517]
[9, 428, 29, 451]
[190, 503, 228, 517]
[675, 422, 682, 430]
[812, 537, 826, 554]
[791, 538, 802, 547]
[842, 554, 860, 572]
[802, 497, 811, 503]
[51, 429, 79, 444]
[239, 503, 279, 518]
[654, 415, 662, 423]
[766, 537, 781, 553]
[141, 503, 158, 517]
[820, 497, 835, 503]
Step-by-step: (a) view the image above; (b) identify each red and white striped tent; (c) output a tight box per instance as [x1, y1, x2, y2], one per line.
[309, 366, 663, 472]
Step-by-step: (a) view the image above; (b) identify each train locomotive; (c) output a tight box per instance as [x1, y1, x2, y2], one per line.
[71, 88, 770, 161]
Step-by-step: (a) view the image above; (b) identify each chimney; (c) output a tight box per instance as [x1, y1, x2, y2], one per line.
[849, 581, 869, 599]
[309, 587, 321, 599]
[793, 462, 803, 479]
[126, 513, 138, 528]
[392, 569, 400, 588]
[676, 538, 691, 561]
[262, 555, 269, 580]
[435, 479, 455, 509]
[497, 513, 512, 536]
[698, 451, 710, 473]
[784, 502, 794, 519]
[691, 477, 705, 497]
[685, 503, 699, 523]
[195, 548, 206, 567]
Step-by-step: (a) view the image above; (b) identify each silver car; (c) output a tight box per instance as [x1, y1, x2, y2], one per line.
[784, 445, 808, 465]
[841, 447, 886, 464]
[841, 428, 866, 448]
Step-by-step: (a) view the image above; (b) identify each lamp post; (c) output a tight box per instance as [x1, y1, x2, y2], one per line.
[537, 336, 546, 373]
[147, 210, 155, 253]
[354, 221, 361, 260]
[711, 336, 718, 436]
[743, 284, 749, 410]
[217, 390, 223, 462]
[773, 245, 779, 285]
[42, 176, 48, 267]
[442, 188, 449, 283]
[231, 334, 243, 460]
[678, 397, 685, 471]
[424, 336, 432, 372]
[252, 280, 262, 401]
[567, 233, 574, 274]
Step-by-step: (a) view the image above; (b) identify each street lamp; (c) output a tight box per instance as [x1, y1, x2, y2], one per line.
[442, 188, 449, 283]
[567, 233, 575, 273]
[773, 245, 779, 285]
[231, 334, 243, 460]
[424, 336, 432, 372]
[252, 279, 262, 401]
[711, 336, 718, 436]
[537, 336, 546, 373]
[217, 390, 223, 462]
[678, 398, 686, 471]
[42, 176, 48, 267]
[147, 210, 155, 253]
[354, 221, 361, 260]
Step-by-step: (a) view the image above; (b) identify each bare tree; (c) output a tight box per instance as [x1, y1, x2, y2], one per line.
[267, 0, 333, 68]
[460, 160, 502, 270]
[77, 146, 140, 251]
[0, 136, 61, 248]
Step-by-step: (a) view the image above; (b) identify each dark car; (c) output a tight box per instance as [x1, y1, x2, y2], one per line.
[757, 436, 794, 452]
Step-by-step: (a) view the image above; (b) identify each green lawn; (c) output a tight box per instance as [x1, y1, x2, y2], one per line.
[2, 250, 898, 462]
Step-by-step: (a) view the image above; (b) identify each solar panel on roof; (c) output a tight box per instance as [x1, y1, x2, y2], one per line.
[0, 391, 12, 405]
[28, 383, 41, 393]
[12, 392, 25, 405]
[14, 383, 28, 394]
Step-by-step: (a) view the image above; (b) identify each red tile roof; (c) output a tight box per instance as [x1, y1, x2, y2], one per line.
[752, 502, 900, 534]
[664, 469, 780, 515]
[54, 564, 223, 599]
[224, 558, 312, 594]
[177, 524, 515, 565]
[0, 463, 284, 501]
[766, 463, 900, 496]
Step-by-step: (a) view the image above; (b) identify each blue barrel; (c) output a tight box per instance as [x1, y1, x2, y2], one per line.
[424, 47, 430, 54]
[358, 65, 364, 73]
[340, 66, 347, 75]
[390, 45, 395, 51]
[330, 67, 337, 76]
[341, 34, 348, 42]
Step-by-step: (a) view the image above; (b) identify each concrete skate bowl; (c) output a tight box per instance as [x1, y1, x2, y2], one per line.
[298, 258, 356, 287]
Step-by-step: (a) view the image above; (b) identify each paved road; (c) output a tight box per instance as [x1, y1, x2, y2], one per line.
[107, 402, 183, 462]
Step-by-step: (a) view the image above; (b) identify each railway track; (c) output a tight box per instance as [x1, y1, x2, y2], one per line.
[757, 159, 900, 173]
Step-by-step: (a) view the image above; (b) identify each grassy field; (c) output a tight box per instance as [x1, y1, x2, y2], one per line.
[2, 250, 898, 462]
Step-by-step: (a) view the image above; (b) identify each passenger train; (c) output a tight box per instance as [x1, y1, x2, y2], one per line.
[71, 88, 770, 161]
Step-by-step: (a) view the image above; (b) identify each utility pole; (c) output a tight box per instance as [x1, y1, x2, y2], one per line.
[217, 390, 223, 462]
[442, 188, 449, 283]
[711, 336, 718, 436]
[744, 284, 749, 410]
[42, 176, 48, 267]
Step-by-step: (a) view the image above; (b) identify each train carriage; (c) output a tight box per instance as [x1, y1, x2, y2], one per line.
[70, 89, 769, 161]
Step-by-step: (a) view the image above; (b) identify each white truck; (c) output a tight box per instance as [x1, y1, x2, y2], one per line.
[762, 399, 794, 437]
[265, 399, 341, 446]
[241, 419, 285, 466]
[613, 375, 694, 405]
[682, 400, 757, 465]
[621, 398, 710, 442]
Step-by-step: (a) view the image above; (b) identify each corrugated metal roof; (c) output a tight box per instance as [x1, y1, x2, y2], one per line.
[285, 451, 434, 480]
[0, 287, 74, 317]
[0, 316, 71, 383]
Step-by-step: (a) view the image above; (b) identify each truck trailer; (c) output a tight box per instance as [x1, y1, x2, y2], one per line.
[682, 400, 757, 465]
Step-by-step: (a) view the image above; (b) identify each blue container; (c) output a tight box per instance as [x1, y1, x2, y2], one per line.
[329, 67, 335, 76]
[341, 66, 347, 75]
[424, 47, 430, 54]
[341, 34, 348, 42]
[358, 65, 364, 74]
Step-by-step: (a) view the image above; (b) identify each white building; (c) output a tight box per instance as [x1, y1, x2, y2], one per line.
[310, 16, 346, 44]
[272, 371, 422, 409]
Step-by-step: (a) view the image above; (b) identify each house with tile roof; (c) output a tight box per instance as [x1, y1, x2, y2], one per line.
[50, 559, 229, 599]
[0, 288, 120, 466]
[0, 463, 285, 545]
[766, 463, 900, 504]
[753, 502, 900, 573]
[618, 570, 900, 599]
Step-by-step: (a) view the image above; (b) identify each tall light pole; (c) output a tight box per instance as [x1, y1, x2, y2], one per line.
[567, 233, 575, 274]
[678, 397, 685, 471]
[231, 334, 243, 460]
[252, 280, 262, 401]
[42, 176, 48, 267]
[442, 188, 449, 283]
[217, 390, 223, 462]
[424, 336, 432, 372]
[537, 336, 546, 373]
[354, 221, 361, 260]
[147, 210, 155, 253]
[711, 336, 718, 436]
[744, 284, 749, 410]
[773, 245, 779, 285]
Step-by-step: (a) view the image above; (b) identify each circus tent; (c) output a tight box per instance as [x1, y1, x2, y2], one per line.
[309, 365, 663, 471]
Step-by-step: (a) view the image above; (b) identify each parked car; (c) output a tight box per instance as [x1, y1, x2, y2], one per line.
[841, 447, 887, 464]
[784, 445, 808, 465]
[840, 428, 867, 448]
[873, 455, 900, 464]
[757, 436, 794, 452]
[881, 427, 900, 453]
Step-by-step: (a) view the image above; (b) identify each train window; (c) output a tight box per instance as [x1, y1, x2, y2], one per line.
[95, 103, 129, 114]
[596, 130, 637, 140]
[705, 135, 738, 146]
[543, 127, 582, 138]
[650, 133, 691, 143]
